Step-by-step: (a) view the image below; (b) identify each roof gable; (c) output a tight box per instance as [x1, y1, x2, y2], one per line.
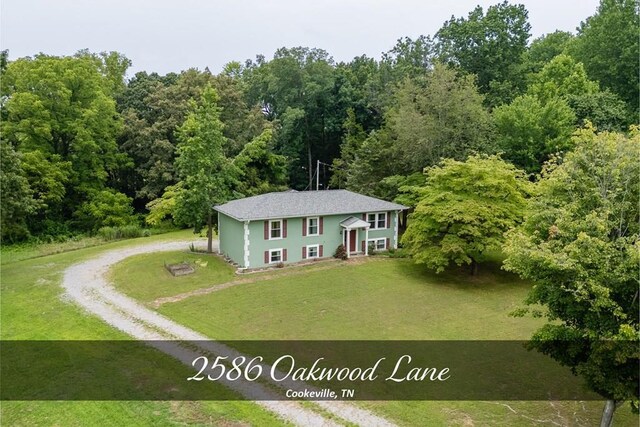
[214, 190, 407, 221]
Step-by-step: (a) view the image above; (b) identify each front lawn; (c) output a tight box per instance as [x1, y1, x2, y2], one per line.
[156, 257, 542, 340]
[122, 255, 637, 426]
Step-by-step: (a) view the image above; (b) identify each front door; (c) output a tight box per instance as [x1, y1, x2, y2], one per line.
[349, 229, 357, 252]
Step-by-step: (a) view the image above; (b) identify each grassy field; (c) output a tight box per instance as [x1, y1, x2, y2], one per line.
[3, 232, 638, 426]
[0, 230, 283, 426]
[109, 253, 638, 426]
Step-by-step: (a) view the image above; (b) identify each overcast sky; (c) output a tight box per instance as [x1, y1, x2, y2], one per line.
[1, 0, 600, 76]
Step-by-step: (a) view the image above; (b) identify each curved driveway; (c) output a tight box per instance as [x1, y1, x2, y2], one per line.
[62, 239, 394, 427]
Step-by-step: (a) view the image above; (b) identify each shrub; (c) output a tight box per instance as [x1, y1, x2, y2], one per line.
[276, 262, 285, 268]
[368, 242, 377, 255]
[119, 225, 144, 239]
[97, 225, 147, 241]
[334, 244, 347, 260]
[97, 226, 118, 240]
[76, 189, 135, 231]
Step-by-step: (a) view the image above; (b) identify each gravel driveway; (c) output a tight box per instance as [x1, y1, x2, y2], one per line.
[62, 239, 395, 427]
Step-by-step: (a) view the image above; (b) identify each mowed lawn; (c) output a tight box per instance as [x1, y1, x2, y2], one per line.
[154, 257, 543, 340]
[108, 251, 236, 301]
[113, 254, 638, 426]
[0, 230, 283, 427]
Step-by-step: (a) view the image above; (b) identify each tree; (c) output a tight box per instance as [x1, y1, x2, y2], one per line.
[329, 108, 367, 189]
[527, 54, 598, 104]
[233, 128, 288, 196]
[345, 130, 398, 196]
[402, 155, 530, 275]
[494, 95, 575, 173]
[503, 126, 639, 426]
[0, 140, 37, 242]
[173, 86, 239, 252]
[380, 35, 435, 82]
[75, 189, 135, 230]
[526, 53, 632, 130]
[521, 31, 574, 77]
[567, 90, 630, 131]
[384, 64, 494, 173]
[436, 1, 531, 106]
[145, 183, 184, 227]
[243, 47, 340, 189]
[569, 0, 639, 113]
[1, 53, 125, 234]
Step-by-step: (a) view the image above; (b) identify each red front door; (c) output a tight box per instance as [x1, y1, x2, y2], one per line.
[349, 229, 357, 252]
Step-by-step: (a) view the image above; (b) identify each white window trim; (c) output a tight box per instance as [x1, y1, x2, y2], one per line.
[306, 216, 319, 237]
[366, 212, 388, 230]
[269, 248, 283, 264]
[367, 238, 387, 250]
[269, 219, 283, 240]
[306, 244, 320, 259]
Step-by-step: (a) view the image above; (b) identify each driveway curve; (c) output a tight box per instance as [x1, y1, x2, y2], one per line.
[62, 239, 394, 427]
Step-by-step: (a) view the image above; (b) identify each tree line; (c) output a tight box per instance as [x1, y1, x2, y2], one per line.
[1, 0, 637, 243]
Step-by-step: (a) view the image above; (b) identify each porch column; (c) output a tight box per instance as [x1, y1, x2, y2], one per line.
[346, 228, 350, 258]
[364, 227, 369, 255]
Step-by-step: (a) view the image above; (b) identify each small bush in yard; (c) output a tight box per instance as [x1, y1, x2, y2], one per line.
[334, 244, 347, 260]
[368, 242, 377, 255]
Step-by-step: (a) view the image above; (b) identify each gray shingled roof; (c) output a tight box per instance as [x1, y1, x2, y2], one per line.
[214, 190, 407, 221]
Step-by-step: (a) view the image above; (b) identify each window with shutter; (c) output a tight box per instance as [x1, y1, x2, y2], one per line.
[307, 217, 319, 236]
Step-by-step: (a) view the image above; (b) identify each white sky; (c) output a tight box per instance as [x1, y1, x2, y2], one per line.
[1, 0, 600, 76]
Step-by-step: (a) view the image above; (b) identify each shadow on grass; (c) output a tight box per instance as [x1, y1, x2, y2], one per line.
[392, 253, 530, 292]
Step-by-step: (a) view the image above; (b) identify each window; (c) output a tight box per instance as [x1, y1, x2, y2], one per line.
[367, 212, 387, 229]
[307, 244, 319, 259]
[269, 249, 282, 263]
[270, 220, 282, 239]
[368, 238, 386, 251]
[367, 213, 376, 229]
[307, 217, 319, 236]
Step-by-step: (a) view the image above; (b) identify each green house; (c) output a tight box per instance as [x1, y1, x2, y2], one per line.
[214, 190, 408, 269]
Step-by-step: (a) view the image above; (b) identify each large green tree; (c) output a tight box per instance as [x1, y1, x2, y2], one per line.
[345, 64, 494, 197]
[521, 31, 574, 77]
[503, 126, 639, 427]
[402, 154, 530, 275]
[494, 95, 575, 173]
[233, 128, 288, 196]
[384, 63, 494, 173]
[173, 86, 239, 252]
[569, 0, 639, 114]
[436, 1, 531, 106]
[0, 53, 130, 235]
[243, 47, 341, 189]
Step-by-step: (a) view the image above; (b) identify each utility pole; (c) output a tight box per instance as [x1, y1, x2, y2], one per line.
[316, 159, 320, 191]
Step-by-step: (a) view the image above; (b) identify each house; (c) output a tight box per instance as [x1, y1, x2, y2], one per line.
[214, 190, 408, 269]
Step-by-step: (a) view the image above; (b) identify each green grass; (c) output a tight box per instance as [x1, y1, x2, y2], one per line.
[143, 256, 639, 426]
[108, 251, 236, 301]
[4, 232, 638, 426]
[157, 258, 543, 340]
[0, 228, 197, 265]
[0, 230, 285, 426]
